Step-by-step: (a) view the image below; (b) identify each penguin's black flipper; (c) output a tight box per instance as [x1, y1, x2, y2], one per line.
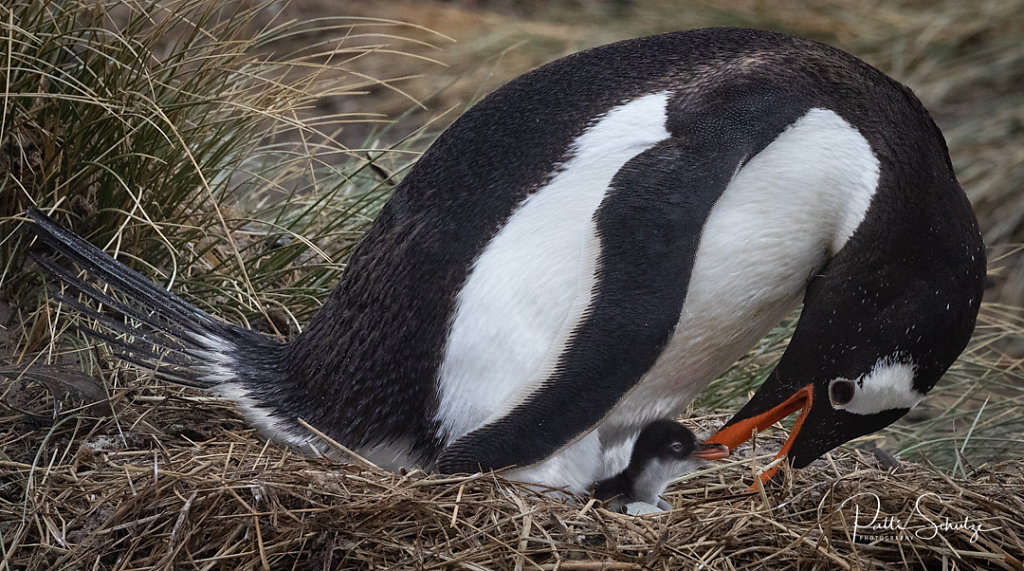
[437, 140, 744, 474]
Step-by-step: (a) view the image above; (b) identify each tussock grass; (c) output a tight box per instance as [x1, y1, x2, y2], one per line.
[1, 0, 1023, 568]
[0, 0, 445, 330]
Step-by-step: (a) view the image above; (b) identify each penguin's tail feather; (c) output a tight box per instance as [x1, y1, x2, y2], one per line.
[24, 208, 282, 394]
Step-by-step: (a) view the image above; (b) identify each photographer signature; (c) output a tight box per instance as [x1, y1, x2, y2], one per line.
[833, 492, 1002, 543]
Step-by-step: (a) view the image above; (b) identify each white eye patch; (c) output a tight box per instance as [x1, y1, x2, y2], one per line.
[830, 357, 925, 415]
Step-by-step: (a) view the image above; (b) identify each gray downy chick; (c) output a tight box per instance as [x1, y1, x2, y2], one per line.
[593, 420, 729, 514]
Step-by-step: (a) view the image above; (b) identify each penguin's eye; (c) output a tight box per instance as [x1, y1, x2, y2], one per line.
[829, 379, 856, 406]
[669, 441, 684, 453]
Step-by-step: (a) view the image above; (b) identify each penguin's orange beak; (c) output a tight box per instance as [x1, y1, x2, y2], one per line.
[706, 384, 814, 485]
[691, 442, 730, 461]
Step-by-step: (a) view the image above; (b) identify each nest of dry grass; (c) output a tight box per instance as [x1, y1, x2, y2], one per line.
[2, 372, 1021, 570]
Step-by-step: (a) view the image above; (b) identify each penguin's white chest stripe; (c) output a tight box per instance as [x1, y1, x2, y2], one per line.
[435, 92, 673, 445]
[608, 107, 883, 432]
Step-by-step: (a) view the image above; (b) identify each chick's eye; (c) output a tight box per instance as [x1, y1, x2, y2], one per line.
[830, 379, 856, 406]
[669, 442, 684, 453]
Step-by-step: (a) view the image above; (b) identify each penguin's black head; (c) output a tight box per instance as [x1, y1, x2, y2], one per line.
[709, 190, 986, 484]
[631, 420, 729, 468]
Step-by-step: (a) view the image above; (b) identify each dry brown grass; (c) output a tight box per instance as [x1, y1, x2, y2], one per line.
[1, 371, 1022, 570]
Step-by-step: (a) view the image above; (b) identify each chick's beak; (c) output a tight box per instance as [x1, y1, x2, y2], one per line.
[690, 442, 730, 461]
[706, 384, 814, 484]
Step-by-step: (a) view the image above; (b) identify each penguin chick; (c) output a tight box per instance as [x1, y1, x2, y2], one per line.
[593, 420, 729, 513]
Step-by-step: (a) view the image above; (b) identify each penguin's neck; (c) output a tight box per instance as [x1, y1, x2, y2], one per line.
[626, 457, 693, 505]
[596, 455, 686, 506]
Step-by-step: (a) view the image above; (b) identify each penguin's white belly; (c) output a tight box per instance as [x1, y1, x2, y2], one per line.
[434, 101, 879, 487]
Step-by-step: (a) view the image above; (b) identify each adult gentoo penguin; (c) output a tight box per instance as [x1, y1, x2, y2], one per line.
[593, 420, 728, 513]
[26, 27, 985, 492]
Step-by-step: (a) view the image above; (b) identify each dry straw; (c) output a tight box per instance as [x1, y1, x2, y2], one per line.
[0, 377, 1022, 570]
